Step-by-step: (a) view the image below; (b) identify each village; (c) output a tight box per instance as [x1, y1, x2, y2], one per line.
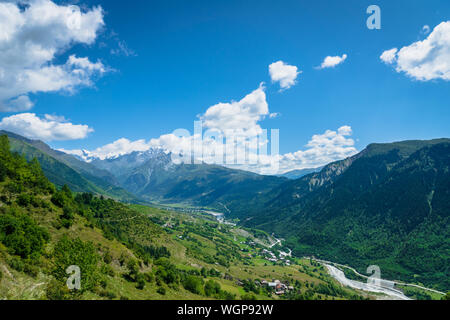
[161, 208, 302, 297]
[261, 248, 292, 266]
[239, 243, 296, 296]
[260, 279, 295, 296]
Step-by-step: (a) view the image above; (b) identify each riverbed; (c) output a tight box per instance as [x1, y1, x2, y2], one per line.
[325, 264, 411, 300]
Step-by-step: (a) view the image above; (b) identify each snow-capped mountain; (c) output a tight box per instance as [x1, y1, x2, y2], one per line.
[82, 147, 285, 208]
[89, 148, 173, 180]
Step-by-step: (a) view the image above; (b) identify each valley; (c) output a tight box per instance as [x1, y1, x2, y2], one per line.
[0, 132, 448, 300]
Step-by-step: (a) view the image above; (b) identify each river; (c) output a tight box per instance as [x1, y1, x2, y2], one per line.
[324, 264, 411, 300]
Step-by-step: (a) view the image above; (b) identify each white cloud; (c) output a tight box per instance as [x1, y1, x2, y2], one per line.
[277, 125, 357, 173]
[1, 95, 34, 112]
[61, 85, 358, 174]
[64, 85, 271, 161]
[269, 61, 300, 90]
[0, 0, 105, 112]
[381, 21, 450, 81]
[44, 114, 67, 122]
[0, 113, 93, 141]
[200, 84, 269, 138]
[318, 54, 348, 69]
[380, 48, 398, 64]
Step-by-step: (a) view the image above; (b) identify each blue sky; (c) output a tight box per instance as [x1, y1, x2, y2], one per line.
[0, 0, 449, 173]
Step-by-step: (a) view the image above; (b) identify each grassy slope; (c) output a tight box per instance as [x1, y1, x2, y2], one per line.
[1, 135, 427, 300]
[240, 140, 450, 292]
[130, 205, 372, 300]
[0, 194, 201, 300]
[0, 191, 367, 300]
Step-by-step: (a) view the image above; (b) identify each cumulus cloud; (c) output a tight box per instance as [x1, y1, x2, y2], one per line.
[146, 123, 358, 175]
[276, 126, 357, 173]
[380, 48, 398, 64]
[60, 84, 358, 174]
[64, 85, 271, 161]
[0, 113, 93, 141]
[0, 0, 105, 112]
[269, 61, 301, 90]
[1, 95, 34, 112]
[318, 54, 348, 69]
[200, 84, 269, 137]
[381, 21, 450, 81]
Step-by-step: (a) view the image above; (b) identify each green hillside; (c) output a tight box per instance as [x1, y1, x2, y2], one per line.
[238, 139, 450, 291]
[3, 132, 137, 202]
[0, 134, 370, 300]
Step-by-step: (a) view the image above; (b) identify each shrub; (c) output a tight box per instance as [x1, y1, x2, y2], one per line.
[204, 280, 221, 297]
[219, 290, 236, 300]
[241, 293, 257, 300]
[155, 258, 179, 284]
[144, 272, 154, 283]
[0, 213, 50, 259]
[8, 256, 25, 272]
[46, 279, 71, 300]
[100, 264, 115, 277]
[136, 273, 146, 290]
[127, 259, 139, 280]
[157, 287, 166, 295]
[60, 219, 73, 229]
[24, 262, 39, 278]
[103, 251, 113, 264]
[99, 290, 117, 300]
[16, 194, 31, 207]
[183, 275, 204, 295]
[51, 185, 73, 208]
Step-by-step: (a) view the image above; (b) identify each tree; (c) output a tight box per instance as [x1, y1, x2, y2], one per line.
[0, 212, 50, 259]
[127, 259, 139, 280]
[136, 273, 146, 290]
[183, 275, 204, 295]
[0, 135, 10, 160]
[204, 280, 221, 297]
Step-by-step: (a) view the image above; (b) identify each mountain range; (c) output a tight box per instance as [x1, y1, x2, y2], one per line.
[90, 148, 286, 210]
[235, 139, 450, 290]
[1, 131, 287, 210]
[276, 167, 323, 180]
[2, 130, 449, 290]
[0, 130, 138, 202]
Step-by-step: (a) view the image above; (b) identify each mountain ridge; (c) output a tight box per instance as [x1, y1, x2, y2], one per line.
[1, 131, 138, 202]
[89, 148, 287, 210]
[235, 138, 450, 290]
